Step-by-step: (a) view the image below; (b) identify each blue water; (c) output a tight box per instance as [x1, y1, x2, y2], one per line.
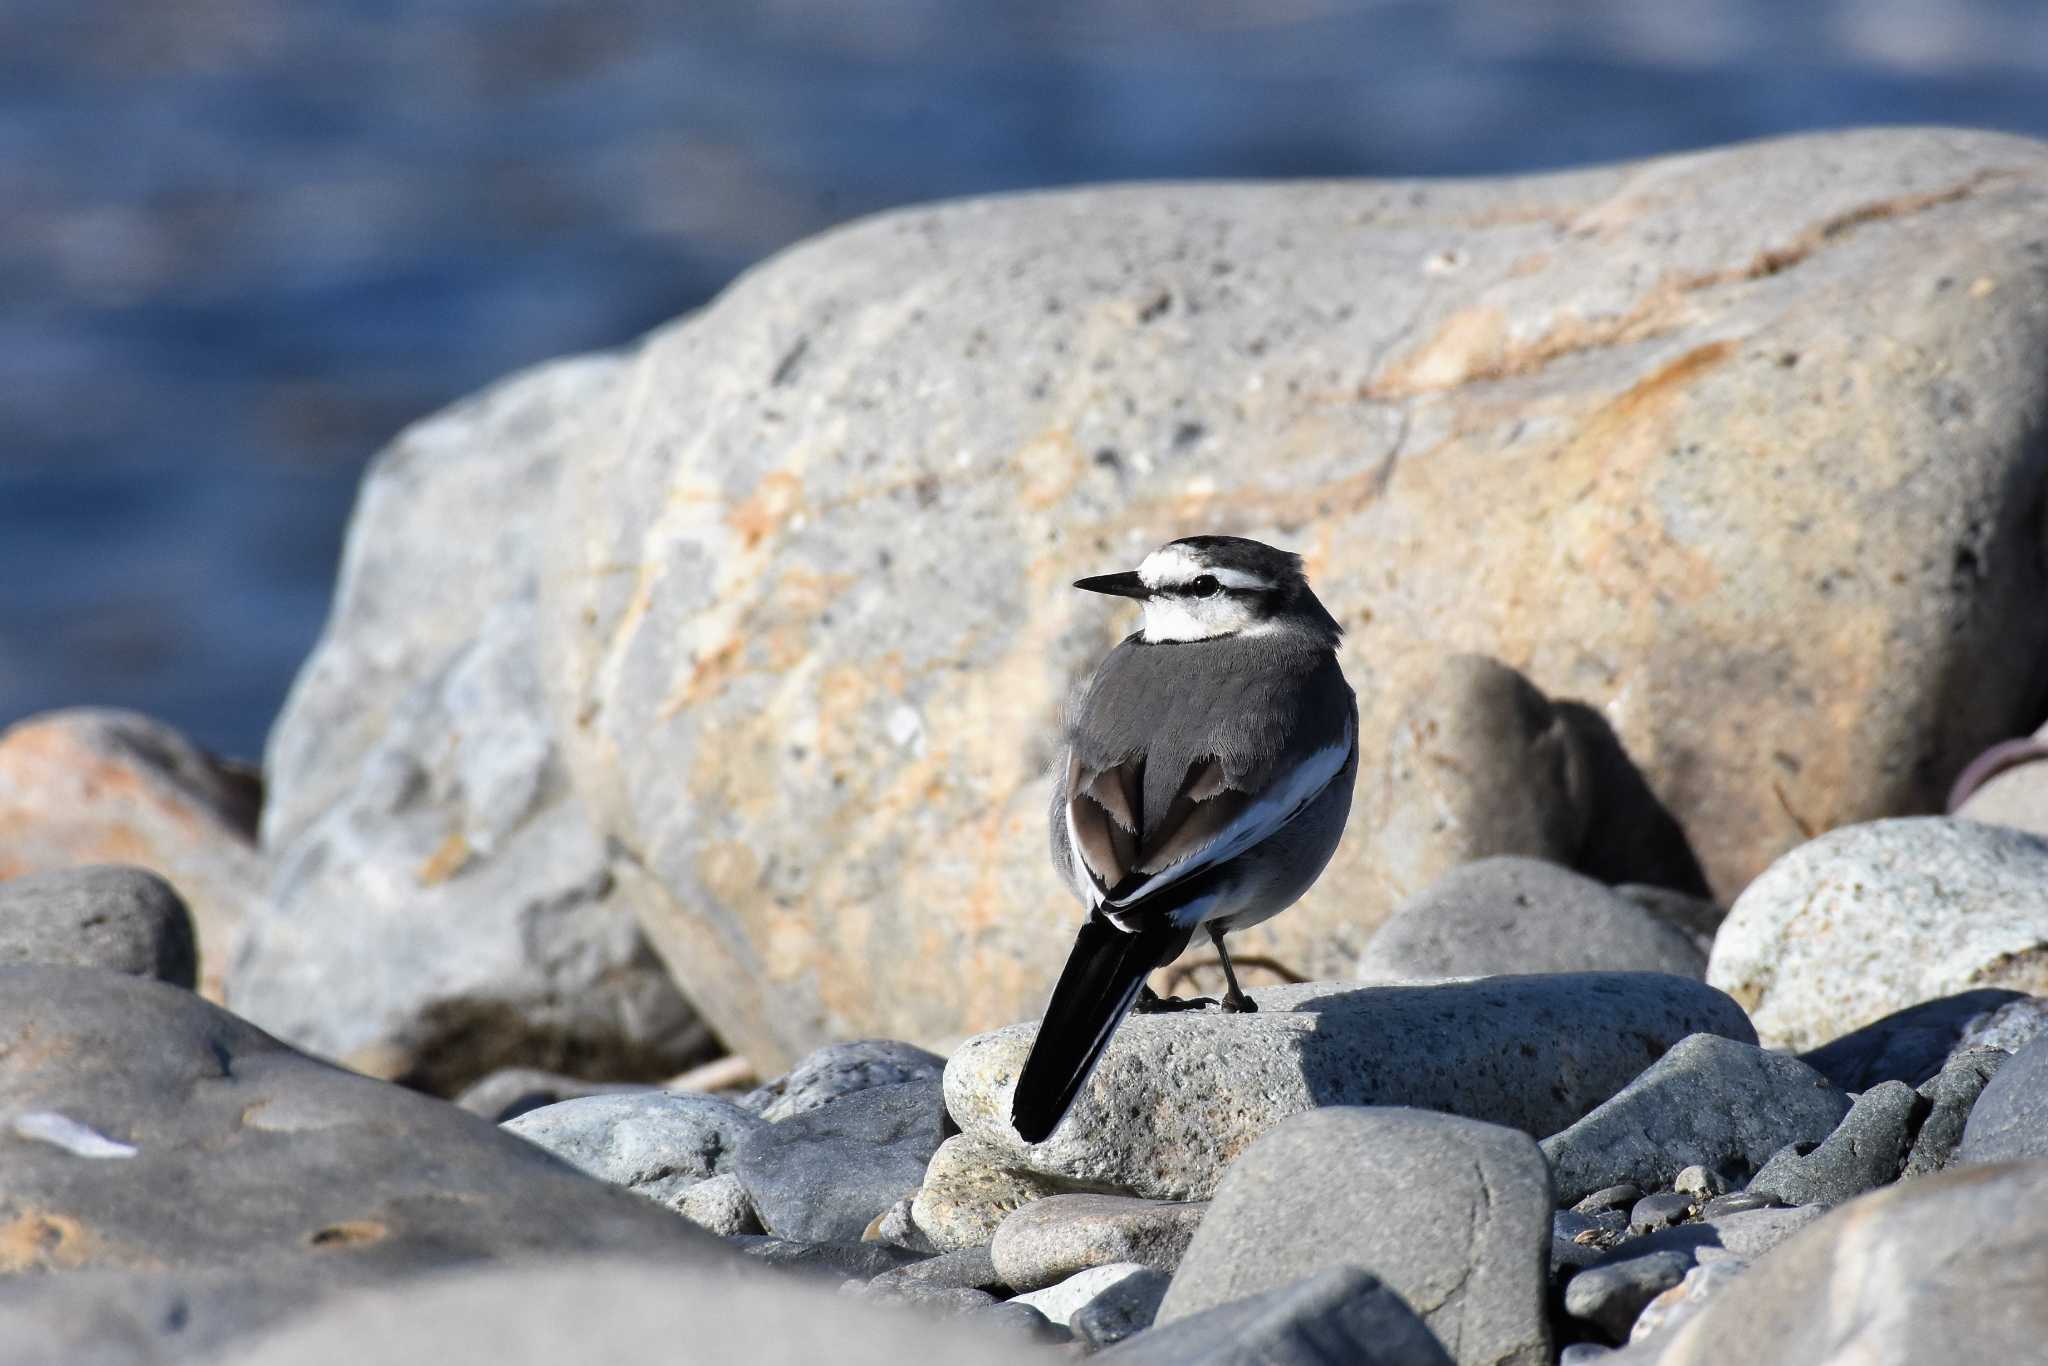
[8, 0, 2048, 761]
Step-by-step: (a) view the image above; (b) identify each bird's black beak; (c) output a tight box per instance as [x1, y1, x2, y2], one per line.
[1073, 571, 1149, 599]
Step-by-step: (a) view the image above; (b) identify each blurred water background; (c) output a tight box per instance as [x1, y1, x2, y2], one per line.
[9, 0, 2048, 762]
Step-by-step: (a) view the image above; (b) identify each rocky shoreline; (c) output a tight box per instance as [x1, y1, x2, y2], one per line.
[5, 126, 2048, 1364]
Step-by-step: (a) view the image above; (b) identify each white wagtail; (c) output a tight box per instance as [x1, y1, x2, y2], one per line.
[1010, 535, 1358, 1143]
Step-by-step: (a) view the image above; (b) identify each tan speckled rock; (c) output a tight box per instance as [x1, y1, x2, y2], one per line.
[542, 128, 2048, 1065]
[1706, 817, 2048, 1052]
[911, 1134, 1079, 1252]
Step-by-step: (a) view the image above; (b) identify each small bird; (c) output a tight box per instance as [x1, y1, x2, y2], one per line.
[1010, 534, 1358, 1144]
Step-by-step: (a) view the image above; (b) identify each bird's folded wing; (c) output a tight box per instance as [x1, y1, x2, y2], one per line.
[1065, 716, 1354, 912]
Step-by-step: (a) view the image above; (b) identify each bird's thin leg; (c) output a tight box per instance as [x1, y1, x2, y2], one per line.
[1208, 925, 1258, 1013]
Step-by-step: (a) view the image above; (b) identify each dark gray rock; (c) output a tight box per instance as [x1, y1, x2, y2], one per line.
[1956, 1033, 2048, 1164]
[502, 1091, 763, 1206]
[950, 973, 1756, 1202]
[1746, 1080, 1925, 1206]
[1356, 858, 1706, 984]
[1574, 1184, 1644, 1215]
[1797, 989, 2027, 1090]
[745, 1039, 947, 1122]
[1564, 1249, 1693, 1341]
[0, 865, 197, 988]
[731, 1236, 930, 1282]
[213, 1258, 1051, 1366]
[975, 1299, 1072, 1345]
[453, 1067, 657, 1124]
[1697, 1191, 1779, 1218]
[0, 965, 728, 1287]
[1160, 1107, 1550, 1366]
[990, 1193, 1206, 1291]
[1617, 1205, 1825, 1266]
[1105, 1266, 1453, 1366]
[1627, 1192, 1697, 1234]
[1540, 1033, 1852, 1204]
[1068, 1266, 1174, 1349]
[735, 1081, 946, 1242]
[1905, 1048, 2006, 1176]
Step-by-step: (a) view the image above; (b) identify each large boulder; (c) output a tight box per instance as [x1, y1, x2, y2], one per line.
[0, 709, 263, 1000]
[1707, 818, 2048, 1052]
[945, 973, 1753, 1200]
[540, 128, 2048, 1066]
[230, 355, 709, 1093]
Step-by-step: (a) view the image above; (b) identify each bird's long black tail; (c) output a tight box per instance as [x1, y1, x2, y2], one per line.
[1010, 915, 1188, 1144]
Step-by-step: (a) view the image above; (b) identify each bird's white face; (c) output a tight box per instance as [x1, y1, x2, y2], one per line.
[1135, 544, 1277, 643]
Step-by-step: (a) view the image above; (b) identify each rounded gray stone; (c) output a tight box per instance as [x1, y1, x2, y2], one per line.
[744, 1039, 946, 1122]
[949, 973, 1754, 1201]
[990, 1194, 1206, 1291]
[1956, 1032, 2048, 1164]
[1358, 857, 1706, 984]
[1565, 1249, 1693, 1341]
[503, 1091, 762, 1205]
[1105, 1265, 1452, 1366]
[735, 1081, 946, 1243]
[1010, 1262, 1168, 1333]
[911, 1133, 1078, 1252]
[1539, 1033, 1852, 1205]
[1159, 1106, 1552, 1366]
[0, 864, 196, 988]
[1707, 817, 2048, 1052]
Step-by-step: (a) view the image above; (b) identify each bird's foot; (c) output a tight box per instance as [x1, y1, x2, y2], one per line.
[1134, 986, 1217, 1014]
[1220, 991, 1259, 1014]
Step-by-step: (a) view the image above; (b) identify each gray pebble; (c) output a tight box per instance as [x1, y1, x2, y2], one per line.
[734, 1081, 946, 1243]
[1628, 1192, 1696, 1234]
[863, 1244, 1006, 1296]
[1672, 1165, 1728, 1198]
[1552, 1210, 1623, 1282]
[1698, 1191, 1780, 1218]
[1565, 1249, 1694, 1341]
[1954, 995, 2048, 1056]
[1102, 1266, 1452, 1365]
[501, 1091, 763, 1205]
[1558, 1346, 1616, 1364]
[0, 865, 196, 988]
[1069, 1266, 1173, 1350]
[990, 1194, 1206, 1291]
[745, 1040, 946, 1122]
[1574, 1184, 1643, 1216]
[974, 1300, 1072, 1345]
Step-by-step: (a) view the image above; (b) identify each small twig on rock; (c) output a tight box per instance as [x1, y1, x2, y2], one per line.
[1772, 780, 1817, 840]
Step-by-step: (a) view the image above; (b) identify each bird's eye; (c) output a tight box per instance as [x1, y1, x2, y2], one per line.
[1188, 575, 1222, 598]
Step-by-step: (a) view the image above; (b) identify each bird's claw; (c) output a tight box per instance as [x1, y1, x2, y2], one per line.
[1134, 988, 1217, 1015]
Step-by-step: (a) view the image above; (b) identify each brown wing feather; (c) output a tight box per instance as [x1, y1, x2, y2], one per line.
[1135, 756, 1262, 875]
[1067, 754, 1143, 890]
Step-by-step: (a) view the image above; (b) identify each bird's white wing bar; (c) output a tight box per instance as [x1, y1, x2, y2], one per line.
[1111, 719, 1355, 918]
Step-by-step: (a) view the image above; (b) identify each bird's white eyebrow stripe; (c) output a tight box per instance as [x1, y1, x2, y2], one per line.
[1137, 546, 1272, 592]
